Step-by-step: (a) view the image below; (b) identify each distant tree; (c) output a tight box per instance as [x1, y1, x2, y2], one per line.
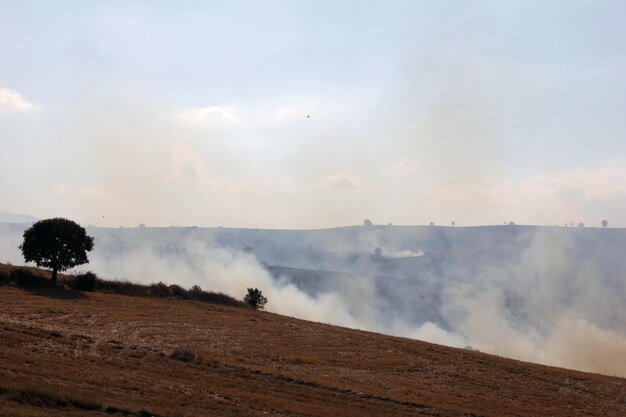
[429, 222, 434, 226]
[373, 246, 383, 259]
[577, 222, 585, 228]
[243, 288, 268, 310]
[508, 221, 515, 226]
[138, 223, 146, 228]
[363, 219, 373, 227]
[451, 221, 455, 226]
[20, 218, 94, 283]
[602, 219, 608, 228]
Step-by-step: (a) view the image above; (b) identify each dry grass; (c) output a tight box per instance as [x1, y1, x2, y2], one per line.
[0, 263, 245, 307]
[0, 264, 624, 416]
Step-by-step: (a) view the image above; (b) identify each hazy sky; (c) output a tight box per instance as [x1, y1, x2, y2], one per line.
[1, 0, 626, 228]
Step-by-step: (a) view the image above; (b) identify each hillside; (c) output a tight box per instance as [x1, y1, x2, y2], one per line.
[0, 266, 625, 416]
[1, 223, 625, 377]
[0, 211, 37, 224]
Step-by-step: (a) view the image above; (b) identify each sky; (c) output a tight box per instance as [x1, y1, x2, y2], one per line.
[1, 0, 626, 228]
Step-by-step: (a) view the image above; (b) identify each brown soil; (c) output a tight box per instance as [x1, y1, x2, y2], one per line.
[0, 267, 624, 416]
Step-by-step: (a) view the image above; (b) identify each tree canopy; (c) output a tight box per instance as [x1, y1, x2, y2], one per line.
[20, 218, 94, 283]
[243, 287, 268, 310]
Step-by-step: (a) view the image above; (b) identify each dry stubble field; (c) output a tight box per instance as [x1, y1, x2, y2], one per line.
[0, 268, 625, 417]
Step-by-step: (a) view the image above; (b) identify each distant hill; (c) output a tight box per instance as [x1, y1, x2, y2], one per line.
[0, 210, 37, 224]
[0, 268, 624, 417]
[1, 223, 624, 377]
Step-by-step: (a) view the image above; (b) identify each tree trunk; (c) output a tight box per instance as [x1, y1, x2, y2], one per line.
[51, 267, 58, 284]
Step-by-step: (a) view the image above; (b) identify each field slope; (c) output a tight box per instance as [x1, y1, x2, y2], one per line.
[0, 270, 625, 416]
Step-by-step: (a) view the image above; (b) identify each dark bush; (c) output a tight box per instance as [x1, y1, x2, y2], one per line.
[195, 290, 248, 307]
[1, 262, 245, 308]
[10, 268, 52, 288]
[71, 272, 98, 291]
[149, 282, 171, 297]
[96, 280, 146, 296]
[243, 287, 268, 310]
[168, 284, 188, 299]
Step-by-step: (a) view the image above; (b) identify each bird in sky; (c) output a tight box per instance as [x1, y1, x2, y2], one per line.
[306, 114, 310, 118]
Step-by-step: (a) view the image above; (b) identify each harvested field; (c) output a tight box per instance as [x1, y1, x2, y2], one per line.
[0, 267, 624, 416]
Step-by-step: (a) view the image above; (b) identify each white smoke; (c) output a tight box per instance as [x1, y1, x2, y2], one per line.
[85, 237, 459, 341]
[2, 223, 625, 377]
[439, 229, 626, 376]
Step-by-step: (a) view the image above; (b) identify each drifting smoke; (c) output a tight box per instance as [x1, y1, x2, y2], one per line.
[94, 226, 626, 377]
[384, 249, 425, 258]
[87, 241, 366, 329]
[2, 227, 626, 376]
[3, 0, 626, 387]
[76, 226, 626, 377]
[439, 229, 626, 376]
[83, 233, 459, 345]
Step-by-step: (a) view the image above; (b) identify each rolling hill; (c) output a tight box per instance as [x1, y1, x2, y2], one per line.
[0, 264, 625, 416]
[1, 223, 625, 378]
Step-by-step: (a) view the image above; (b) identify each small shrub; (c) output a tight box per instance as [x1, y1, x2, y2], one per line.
[71, 272, 98, 291]
[97, 280, 145, 296]
[168, 284, 188, 299]
[149, 282, 171, 297]
[243, 287, 268, 310]
[194, 290, 246, 307]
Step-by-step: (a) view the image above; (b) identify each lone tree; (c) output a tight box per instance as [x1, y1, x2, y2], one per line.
[20, 218, 94, 283]
[243, 287, 267, 310]
[602, 219, 608, 228]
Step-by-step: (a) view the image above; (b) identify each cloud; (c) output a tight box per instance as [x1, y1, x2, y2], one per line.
[55, 183, 102, 198]
[521, 162, 626, 199]
[428, 160, 626, 225]
[168, 145, 297, 198]
[0, 87, 38, 114]
[390, 158, 417, 174]
[314, 174, 375, 192]
[271, 100, 318, 122]
[176, 106, 240, 128]
[168, 145, 210, 187]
